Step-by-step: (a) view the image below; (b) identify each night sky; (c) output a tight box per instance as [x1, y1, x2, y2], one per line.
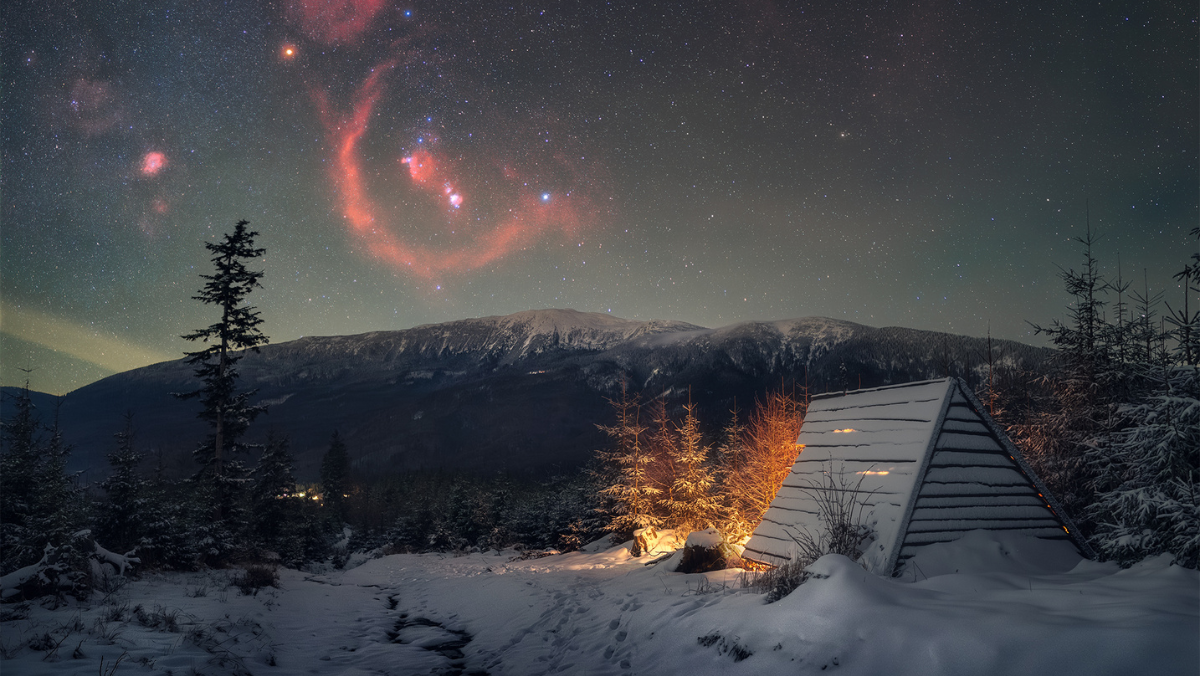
[3, 0, 1197, 395]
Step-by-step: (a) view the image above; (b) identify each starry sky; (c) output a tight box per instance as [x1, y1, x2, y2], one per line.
[3, 0, 1197, 395]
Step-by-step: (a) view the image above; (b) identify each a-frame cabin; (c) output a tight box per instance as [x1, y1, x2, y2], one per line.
[743, 378, 1092, 575]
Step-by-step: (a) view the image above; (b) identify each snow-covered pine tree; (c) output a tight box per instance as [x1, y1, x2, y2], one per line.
[665, 398, 718, 535]
[1088, 361, 1200, 568]
[1165, 226, 1200, 366]
[321, 431, 351, 525]
[596, 382, 660, 544]
[1023, 227, 1123, 530]
[645, 397, 678, 526]
[1, 384, 42, 574]
[95, 412, 147, 554]
[178, 219, 268, 559]
[713, 401, 754, 542]
[1087, 230, 1200, 568]
[134, 477, 202, 570]
[252, 432, 299, 558]
[0, 391, 91, 597]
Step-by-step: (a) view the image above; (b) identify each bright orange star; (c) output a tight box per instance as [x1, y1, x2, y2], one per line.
[282, 44, 297, 60]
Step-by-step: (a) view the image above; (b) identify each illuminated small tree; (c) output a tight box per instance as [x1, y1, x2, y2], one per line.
[665, 397, 718, 535]
[597, 383, 660, 541]
[645, 397, 677, 523]
[723, 385, 804, 531]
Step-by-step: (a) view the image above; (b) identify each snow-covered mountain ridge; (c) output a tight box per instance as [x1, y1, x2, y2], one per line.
[42, 309, 1052, 480]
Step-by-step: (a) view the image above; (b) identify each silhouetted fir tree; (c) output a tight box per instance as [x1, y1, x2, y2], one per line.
[135, 477, 202, 570]
[36, 422, 87, 548]
[178, 219, 268, 560]
[96, 412, 147, 554]
[252, 432, 298, 553]
[1024, 227, 1121, 529]
[0, 391, 91, 596]
[321, 431, 351, 525]
[1166, 227, 1200, 366]
[1130, 271, 1165, 364]
[1, 384, 42, 573]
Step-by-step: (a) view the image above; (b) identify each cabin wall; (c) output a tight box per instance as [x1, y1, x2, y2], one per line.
[896, 385, 1071, 567]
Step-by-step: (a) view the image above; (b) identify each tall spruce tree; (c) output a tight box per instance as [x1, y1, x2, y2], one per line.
[1024, 227, 1120, 528]
[179, 220, 268, 554]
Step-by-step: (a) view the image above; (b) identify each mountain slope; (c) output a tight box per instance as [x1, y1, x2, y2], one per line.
[47, 310, 1052, 480]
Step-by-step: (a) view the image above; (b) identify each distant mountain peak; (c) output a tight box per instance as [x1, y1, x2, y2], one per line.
[44, 309, 1054, 480]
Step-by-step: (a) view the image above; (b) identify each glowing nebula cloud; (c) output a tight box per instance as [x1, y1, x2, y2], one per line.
[285, 0, 386, 45]
[65, 78, 123, 136]
[310, 61, 604, 281]
[140, 151, 167, 176]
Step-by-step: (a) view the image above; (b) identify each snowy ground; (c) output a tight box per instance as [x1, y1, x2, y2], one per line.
[1, 531, 1196, 675]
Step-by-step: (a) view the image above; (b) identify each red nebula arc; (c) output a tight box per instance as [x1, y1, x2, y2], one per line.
[311, 62, 601, 281]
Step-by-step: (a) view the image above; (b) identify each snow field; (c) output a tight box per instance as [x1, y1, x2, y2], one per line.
[1, 531, 1196, 675]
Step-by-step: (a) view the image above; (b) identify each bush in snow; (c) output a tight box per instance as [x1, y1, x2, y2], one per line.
[739, 462, 874, 602]
[676, 528, 743, 573]
[231, 563, 279, 595]
[785, 462, 875, 565]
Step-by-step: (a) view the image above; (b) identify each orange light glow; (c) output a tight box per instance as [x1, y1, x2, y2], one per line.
[832, 428, 857, 433]
[282, 44, 297, 59]
[857, 470, 890, 476]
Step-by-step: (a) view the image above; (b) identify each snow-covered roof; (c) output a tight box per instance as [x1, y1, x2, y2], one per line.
[744, 378, 1091, 575]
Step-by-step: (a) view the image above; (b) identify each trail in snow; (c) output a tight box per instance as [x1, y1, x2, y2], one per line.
[1, 532, 1195, 675]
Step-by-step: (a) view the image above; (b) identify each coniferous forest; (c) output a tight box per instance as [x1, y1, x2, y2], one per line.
[1, 223, 1197, 604]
